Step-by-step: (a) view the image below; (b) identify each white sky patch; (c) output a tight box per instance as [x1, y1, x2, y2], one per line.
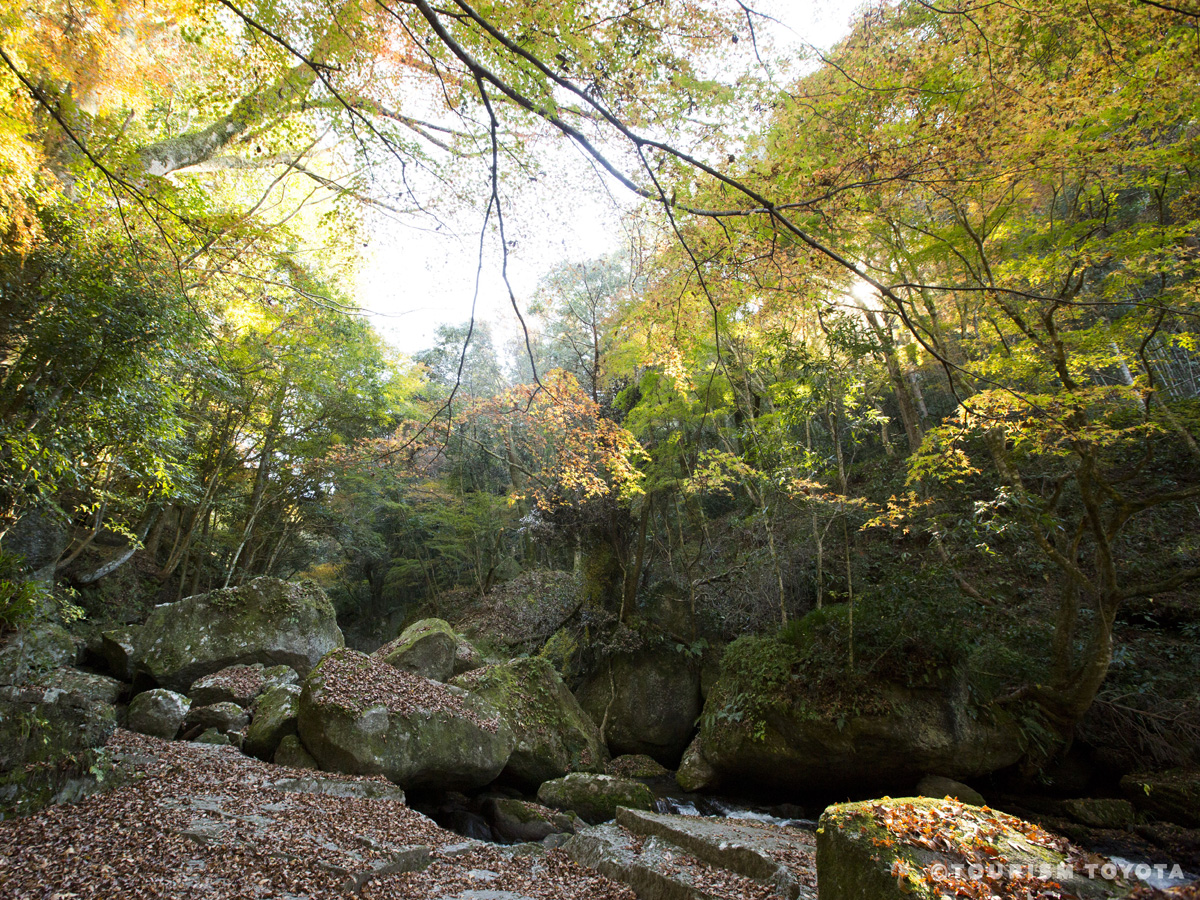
[356, 0, 865, 355]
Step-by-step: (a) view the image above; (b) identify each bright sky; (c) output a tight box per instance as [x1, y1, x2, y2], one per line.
[356, 0, 866, 355]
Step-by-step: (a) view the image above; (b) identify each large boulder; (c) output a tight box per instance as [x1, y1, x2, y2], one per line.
[374, 618, 457, 682]
[576, 649, 700, 766]
[4, 507, 69, 585]
[128, 688, 191, 739]
[297, 648, 514, 791]
[679, 655, 1022, 794]
[273, 734, 318, 769]
[0, 671, 118, 815]
[816, 796, 1132, 900]
[99, 627, 138, 682]
[0, 622, 80, 685]
[1122, 768, 1200, 827]
[536, 773, 655, 825]
[452, 656, 608, 788]
[483, 797, 581, 843]
[244, 684, 300, 760]
[136, 578, 343, 692]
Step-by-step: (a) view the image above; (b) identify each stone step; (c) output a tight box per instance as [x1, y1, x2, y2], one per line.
[566, 820, 812, 900]
[615, 808, 813, 900]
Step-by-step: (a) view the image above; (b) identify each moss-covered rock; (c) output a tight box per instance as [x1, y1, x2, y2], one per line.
[1061, 798, 1135, 829]
[374, 618, 457, 682]
[0, 675, 117, 818]
[816, 796, 1132, 900]
[136, 577, 343, 692]
[576, 649, 700, 766]
[128, 688, 190, 739]
[536, 773, 655, 825]
[452, 656, 607, 788]
[194, 728, 231, 746]
[244, 684, 300, 760]
[675, 736, 718, 793]
[188, 663, 298, 707]
[453, 634, 485, 675]
[184, 702, 249, 736]
[483, 797, 581, 843]
[684, 646, 1022, 793]
[1122, 768, 1200, 827]
[273, 734, 317, 769]
[297, 648, 514, 791]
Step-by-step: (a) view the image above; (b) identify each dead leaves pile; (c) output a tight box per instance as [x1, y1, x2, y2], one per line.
[0, 731, 629, 899]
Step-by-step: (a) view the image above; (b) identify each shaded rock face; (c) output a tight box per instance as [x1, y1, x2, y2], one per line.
[128, 689, 191, 739]
[816, 796, 1133, 900]
[297, 648, 514, 791]
[374, 618, 457, 683]
[536, 773, 655, 825]
[680, 679, 1022, 794]
[99, 628, 137, 682]
[135, 578, 343, 692]
[482, 797, 580, 844]
[0, 623, 80, 685]
[452, 635, 485, 675]
[184, 702, 249, 736]
[5, 507, 69, 584]
[1122, 769, 1200, 827]
[0, 674, 118, 775]
[576, 650, 700, 766]
[452, 656, 607, 789]
[244, 684, 300, 761]
[273, 734, 317, 770]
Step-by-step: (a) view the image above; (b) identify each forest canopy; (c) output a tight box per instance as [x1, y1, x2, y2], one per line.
[2, 0, 1199, 766]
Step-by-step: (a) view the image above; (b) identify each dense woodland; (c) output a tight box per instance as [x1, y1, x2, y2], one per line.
[2, 0, 1200, 783]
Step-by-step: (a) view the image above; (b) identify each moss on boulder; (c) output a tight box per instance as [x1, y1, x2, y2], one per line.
[606, 754, 670, 780]
[374, 618, 457, 682]
[575, 649, 701, 766]
[273, 734, 318, 769]
[1122, 769, 1200, 827]
[297, 648, 514, 791]
[684, 641, 1022, 794]
[136, 577, 343, 692]
[128, 688, 190, 739]
[483, 797, 581, 843]
[536, 773, 655, 825]
[816, 796, 1132, 900]
[452, 656, 608, 788]
[244, 684, 300, 760]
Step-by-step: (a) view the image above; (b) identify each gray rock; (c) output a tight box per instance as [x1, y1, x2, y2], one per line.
[1122, 769, 1200, 827]
[566, 823, 746, 900]
[483, 797, 580, 843]
[194, 728, 231, 745]
[0, 623, 80, 685]
[272, 773, 406, 803]
[915, 774, 985, 807]
[100, 627, 138, 682]
[452, 656, 607, 788]
[374, 618, 457, 682]
[244, 683, 300, 760]
[273, 734, 318, 769]
[135, 577, 343, 692]
[297, 648, 515, 791]
[1061, 797, 1135, 829]
[536, 773, 655, 825]
[576, 649, 700, 765]
[184, 702, 249, 735]
[453, 635, 486, 675]
[615, 807, 807, 898]
[128, 688, 191, 739]
[683, 671, 1022, 794]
